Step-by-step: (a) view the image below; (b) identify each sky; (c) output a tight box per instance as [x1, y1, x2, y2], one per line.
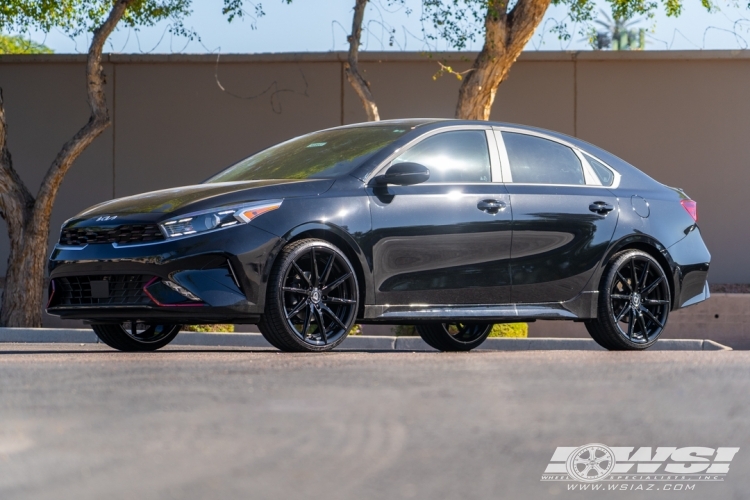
[16, 0, 750, 54]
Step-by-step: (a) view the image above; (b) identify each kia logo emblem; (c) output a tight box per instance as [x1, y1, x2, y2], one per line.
[95, 215, 118, 222]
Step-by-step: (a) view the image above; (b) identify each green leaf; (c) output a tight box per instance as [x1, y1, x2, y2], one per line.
[0, 34, 52, 53]
[0, 1, 193, 38]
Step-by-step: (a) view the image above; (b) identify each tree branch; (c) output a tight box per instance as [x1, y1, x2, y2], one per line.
[484, 0, 510, 53]
[507, 0, 553, 54]
[32, 0, 135, 228]
[344, 0, 380, 121]
[433, 61, 475, 81]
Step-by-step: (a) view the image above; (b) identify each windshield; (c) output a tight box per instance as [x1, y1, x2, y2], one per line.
[207, 126, 410, 182]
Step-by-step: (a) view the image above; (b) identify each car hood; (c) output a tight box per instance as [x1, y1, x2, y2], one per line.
[76, 179, 334, 219]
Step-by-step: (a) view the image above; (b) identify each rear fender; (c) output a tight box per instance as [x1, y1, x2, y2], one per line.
[585, 234, 681, 310]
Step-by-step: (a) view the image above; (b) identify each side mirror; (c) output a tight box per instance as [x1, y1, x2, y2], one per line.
[375, 162, 430, 186]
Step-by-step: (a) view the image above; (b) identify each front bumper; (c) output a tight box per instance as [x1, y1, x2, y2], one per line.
[47, 224, 282, 323]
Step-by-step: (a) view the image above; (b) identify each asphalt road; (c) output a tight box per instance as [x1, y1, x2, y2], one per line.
[0, 345, 748, 500]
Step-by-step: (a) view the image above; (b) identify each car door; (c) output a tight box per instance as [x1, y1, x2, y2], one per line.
[367, 127, 513, 306]
[495, 128, 620, 303]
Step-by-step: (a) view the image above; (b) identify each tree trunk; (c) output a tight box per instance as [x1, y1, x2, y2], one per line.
[454, 0, 551, 120]
[1, 219, 50, 327]
[344, 0, 380, 121]
[0, 0, 133, 327]
[0, 88, 39, 326]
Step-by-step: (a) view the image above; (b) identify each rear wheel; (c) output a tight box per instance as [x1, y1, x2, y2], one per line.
[258, 239, 359, 352]
[416, 322, 493, 351]
[92, 322, 181, 351]
[585, 250, 671, 350]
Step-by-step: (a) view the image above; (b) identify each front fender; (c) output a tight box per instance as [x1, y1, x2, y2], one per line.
[262, 221, 374, 311]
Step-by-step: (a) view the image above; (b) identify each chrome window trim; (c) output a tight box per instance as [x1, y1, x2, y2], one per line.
[493, 126, 622, 189]
[366, 124, 493, 183]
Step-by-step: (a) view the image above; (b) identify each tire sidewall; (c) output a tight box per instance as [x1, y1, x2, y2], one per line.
[267, 239, 359, 352]
[602, 250, 670, 350]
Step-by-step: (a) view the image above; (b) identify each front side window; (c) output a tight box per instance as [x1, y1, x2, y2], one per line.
[502, 132, 585, 185]
[207, 126, 410, 182]
[392, 130, 491, 183]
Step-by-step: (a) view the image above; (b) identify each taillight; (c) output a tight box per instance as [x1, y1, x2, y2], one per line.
[681, 199, 697, 222]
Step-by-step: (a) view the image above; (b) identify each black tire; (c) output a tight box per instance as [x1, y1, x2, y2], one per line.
[416, 322, 493, 352]
[585, 249, 671, 351]
[92, 322, 181, 352]
[258, 239, 359, 352]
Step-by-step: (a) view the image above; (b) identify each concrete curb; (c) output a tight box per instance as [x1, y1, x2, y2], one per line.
[0, 328, 100, 344]
[0, 328, 732, 351]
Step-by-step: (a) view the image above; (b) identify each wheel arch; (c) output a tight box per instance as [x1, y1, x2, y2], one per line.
[268, 223, 372, 319]
[596, 236, 679, 310]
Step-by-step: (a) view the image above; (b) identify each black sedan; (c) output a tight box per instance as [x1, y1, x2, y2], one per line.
[48, 119, 710, 352]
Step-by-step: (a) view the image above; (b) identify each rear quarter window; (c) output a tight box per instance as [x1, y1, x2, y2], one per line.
[583, 153, 615, 186]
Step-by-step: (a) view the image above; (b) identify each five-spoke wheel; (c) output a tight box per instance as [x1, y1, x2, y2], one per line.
[416, 322, 493, 351]
[259, 239, 359, 352]
[586, 249, 671, 350]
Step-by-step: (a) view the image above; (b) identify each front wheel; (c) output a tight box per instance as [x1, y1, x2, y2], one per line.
[92, 322, 181, 351]
[416, 323, 493, 351]
[585, 249, 671, 350]
[258, 239, 359, 352]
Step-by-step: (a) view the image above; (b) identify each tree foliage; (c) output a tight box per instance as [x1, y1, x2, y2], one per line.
[416, 0, 712, 48]
[404, 0, 717, 119]
[0, 34, 53, 53]
[222, 0, 291, 26]
[0, 0, 195, 40]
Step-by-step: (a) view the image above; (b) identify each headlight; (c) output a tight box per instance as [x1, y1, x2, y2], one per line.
[159, 200, 282, 239]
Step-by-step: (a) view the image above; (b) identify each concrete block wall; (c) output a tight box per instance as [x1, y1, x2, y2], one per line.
[1, 51, 748, 283]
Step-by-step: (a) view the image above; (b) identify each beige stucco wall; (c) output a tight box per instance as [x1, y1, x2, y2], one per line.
[0, 51, 748, 283]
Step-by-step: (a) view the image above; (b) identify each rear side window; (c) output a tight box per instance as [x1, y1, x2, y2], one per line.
[584, 153, 615, 186]
[502, 132, 585, 185]
[392, 130, 491, 183]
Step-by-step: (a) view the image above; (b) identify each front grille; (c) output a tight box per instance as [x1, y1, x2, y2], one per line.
[51, 275, 154, 307]
[59, 224, 164, 246]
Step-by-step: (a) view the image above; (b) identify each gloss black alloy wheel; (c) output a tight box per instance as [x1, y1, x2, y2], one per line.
[259, 239, 359, 352]
[585, 249, 671, 350]
[92, 322, 181, 351]
[416, 322, 493, 351]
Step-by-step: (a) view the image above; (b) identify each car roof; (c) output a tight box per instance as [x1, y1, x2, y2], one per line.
[328, 119, 573, 138]
[328, 118, 448, 130]
[328, 119, 600, 153]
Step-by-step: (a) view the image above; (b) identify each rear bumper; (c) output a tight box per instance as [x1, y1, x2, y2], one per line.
[667, 226, 711, 310]
[681, 281, 710, 308]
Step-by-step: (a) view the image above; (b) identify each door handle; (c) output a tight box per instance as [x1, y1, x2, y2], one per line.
[477, 199, 506, 214]
[589, 201, 614, 214]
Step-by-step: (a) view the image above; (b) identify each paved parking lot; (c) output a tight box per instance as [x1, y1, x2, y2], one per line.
[0, 345, 748, 500]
